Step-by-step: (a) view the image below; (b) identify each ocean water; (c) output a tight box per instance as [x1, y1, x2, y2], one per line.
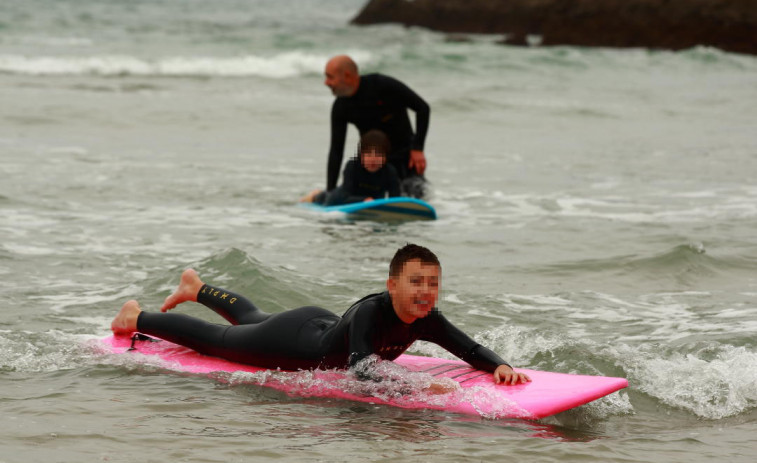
[2, 0, 756, 461]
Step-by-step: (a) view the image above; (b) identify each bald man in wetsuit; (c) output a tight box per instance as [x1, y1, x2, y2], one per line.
[111, 244, 530, 390]
[324, 55, 430, 198]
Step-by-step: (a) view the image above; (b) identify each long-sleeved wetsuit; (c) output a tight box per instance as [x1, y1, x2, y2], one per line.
[314, 159, 401, 206]
[136, 285, 509, 374]
[327, 73, 430, 191]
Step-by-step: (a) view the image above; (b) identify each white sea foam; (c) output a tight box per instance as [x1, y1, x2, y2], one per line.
[1, 331, 98, 373]
[17, 36, 94, 48]
[1, 242, 59, 257]
[442, 187, 757, 224]
[2, 210, 60, 231]
[622, 344, 757, 419]
[0, 50, 374, 78]
[443, 293, 464, 304]
[498, 293, 575, 307]
[478, 290, 757, 419]
[468, 306, 757, 420]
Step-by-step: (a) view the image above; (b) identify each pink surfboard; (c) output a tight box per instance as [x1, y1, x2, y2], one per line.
[101, 334, 628, 420]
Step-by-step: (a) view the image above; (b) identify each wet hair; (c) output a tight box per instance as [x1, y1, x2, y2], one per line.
[389, 244, 441, 277]
[358, 130, 391, 158]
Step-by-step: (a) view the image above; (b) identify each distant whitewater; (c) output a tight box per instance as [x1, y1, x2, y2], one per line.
[0, 51, 371, 78]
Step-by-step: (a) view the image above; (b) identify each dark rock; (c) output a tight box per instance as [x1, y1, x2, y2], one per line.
[351, 0, 757, 56]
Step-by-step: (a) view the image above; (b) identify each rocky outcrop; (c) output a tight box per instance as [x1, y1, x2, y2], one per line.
[351, 0, 757, 55]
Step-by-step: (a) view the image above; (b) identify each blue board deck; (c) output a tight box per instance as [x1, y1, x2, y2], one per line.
[301, 197, 437, 221]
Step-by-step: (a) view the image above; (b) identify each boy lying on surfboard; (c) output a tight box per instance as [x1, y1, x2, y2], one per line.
[300, 130, 402, 206]
[111, 244, 531, 392]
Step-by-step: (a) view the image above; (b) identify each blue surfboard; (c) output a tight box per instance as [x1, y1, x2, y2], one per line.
[301, 197, 436, 221]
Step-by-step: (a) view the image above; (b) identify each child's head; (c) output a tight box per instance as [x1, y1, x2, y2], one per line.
[387, 243, 441, 323]
[358, 130, 391, 173]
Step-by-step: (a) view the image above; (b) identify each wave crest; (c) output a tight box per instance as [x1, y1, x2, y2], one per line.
[0, 51, 365, 78]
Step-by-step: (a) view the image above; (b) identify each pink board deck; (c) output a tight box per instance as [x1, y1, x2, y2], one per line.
[101, 334, 628, 420]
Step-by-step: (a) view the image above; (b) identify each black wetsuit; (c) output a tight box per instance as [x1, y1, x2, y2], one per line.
[327, 73, 430, 191]
[136, 285, 510, 375]
[314, 159, 401, 206]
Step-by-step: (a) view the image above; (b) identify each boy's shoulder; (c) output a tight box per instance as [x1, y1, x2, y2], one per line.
[343, 291, 390, 318]
[342, 158, 360, 173]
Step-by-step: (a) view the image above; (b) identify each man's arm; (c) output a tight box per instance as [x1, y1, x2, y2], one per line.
[327, 102, 348, 191]
[378, 75, 430, 175]
[386, 165, 402, 197]
[378, 75, 430, 151]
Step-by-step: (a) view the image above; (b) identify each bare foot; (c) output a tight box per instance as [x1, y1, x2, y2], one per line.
[111, 300, 141, 336]
[299, 189, 321, 203]
[160, 268, 204, 312]
[425, 379, 460, 395]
